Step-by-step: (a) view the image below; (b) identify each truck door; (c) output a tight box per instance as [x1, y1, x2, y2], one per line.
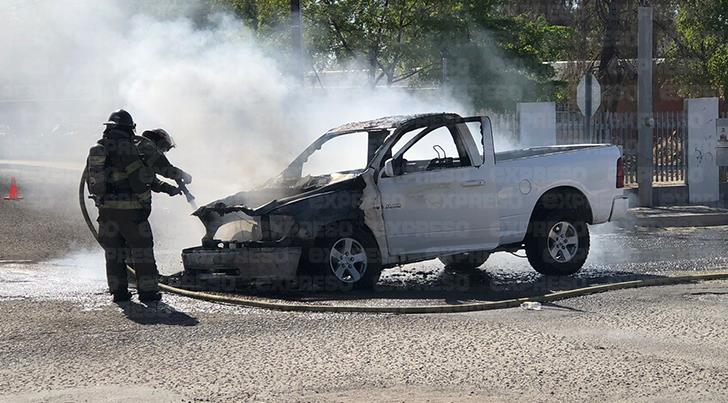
[377, 122, 499, 256]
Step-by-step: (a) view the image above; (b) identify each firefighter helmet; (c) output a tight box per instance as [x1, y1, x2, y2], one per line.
[102, 109, 136, 129]
[142, 128, 176, 152]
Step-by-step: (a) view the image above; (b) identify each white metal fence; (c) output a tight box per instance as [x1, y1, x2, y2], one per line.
[490, 111, 687, 185]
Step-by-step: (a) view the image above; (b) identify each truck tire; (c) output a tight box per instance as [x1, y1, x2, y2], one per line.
[525, 213, 590, 276]
[304, 222, 382, 291]
[439, 251, 490, 272]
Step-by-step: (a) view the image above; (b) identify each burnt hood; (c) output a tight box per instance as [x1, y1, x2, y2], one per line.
[192, 172, 362, 241]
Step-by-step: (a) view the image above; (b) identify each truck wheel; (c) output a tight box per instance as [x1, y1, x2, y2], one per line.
[306, 223, 382, 290]
[439, 251, 490, 272]
[525, 214, 589, 276]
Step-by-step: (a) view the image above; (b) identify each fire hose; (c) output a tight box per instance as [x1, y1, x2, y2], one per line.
[79, 168, 728, 314]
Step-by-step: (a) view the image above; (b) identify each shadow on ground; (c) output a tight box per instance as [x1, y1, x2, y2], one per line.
[117, 300, 199, 326]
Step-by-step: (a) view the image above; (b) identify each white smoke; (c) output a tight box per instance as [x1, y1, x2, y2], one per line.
[0, 0, 468, 257]
[2, 1, 469, 193]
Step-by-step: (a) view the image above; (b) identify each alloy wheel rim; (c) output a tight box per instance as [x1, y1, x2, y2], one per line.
[547, 221, 579, 263]
[329, 237, 368, 283]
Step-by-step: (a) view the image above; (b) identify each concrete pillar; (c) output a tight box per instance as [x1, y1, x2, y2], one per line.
[637, 6, 654, 207]
[686, 97, 719, 204]
[517, 102, 556, 147]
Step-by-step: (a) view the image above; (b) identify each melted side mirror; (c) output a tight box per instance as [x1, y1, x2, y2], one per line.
[383, 158, 396, 177]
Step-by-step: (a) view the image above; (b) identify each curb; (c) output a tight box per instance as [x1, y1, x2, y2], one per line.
[154, 270, 728, 314]
[627, 214, 728, 227]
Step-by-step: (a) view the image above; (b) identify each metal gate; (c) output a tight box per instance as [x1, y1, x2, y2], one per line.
[556, 111, 687, 185]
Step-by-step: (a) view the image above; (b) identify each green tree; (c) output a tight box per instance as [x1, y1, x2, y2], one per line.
[304, 0, 572, 110]
[303, 0, 444, 87]
[668, 0, 728, 102]
[436, 7, 572, 110]
[153, 0, 572, 110]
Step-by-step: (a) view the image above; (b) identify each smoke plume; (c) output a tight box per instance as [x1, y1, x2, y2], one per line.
[0, 0, 473, 260]
[1, 1, 471, 194]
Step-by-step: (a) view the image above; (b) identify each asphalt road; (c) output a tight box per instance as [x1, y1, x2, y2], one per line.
[2, 272, 728, 402]
[3, 162, 728, 401]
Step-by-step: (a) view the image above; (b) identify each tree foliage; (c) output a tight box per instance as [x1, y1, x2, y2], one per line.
[302, 0, 571, 110]
[669, 0, 728, 101]
[127, 1, 728, 111]
[304, 0, 441, 87]
[202, 0, 572, 110]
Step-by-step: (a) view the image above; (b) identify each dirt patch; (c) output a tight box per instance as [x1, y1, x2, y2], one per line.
[0, 166, 96, 261]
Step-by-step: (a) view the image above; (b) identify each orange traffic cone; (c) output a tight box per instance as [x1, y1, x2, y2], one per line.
[4, 177, 23, 200]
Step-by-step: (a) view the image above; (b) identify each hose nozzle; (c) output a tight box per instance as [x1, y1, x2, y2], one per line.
[176, 180, 198, 210]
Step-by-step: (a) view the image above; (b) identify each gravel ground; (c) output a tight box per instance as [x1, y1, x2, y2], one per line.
[1, 278, 728, 402]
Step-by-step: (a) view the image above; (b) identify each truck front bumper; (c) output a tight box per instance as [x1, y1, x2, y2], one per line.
[608, 196, 629, 221]
[181, 241, 302, 283]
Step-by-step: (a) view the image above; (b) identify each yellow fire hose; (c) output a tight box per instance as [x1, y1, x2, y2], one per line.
[145, 270, 728, 314]
[80, 168, 728, 314]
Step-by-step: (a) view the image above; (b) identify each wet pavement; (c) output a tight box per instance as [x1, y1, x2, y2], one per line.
[3, 161, 728, 306]
[189, 223, 728, 307]
[3, 223, 728, 308]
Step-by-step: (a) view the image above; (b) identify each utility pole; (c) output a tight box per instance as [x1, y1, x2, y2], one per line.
[290, 0, 304, 84]
[637, 6, 654, 207]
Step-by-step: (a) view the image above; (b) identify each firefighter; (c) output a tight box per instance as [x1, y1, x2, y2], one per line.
[86, 110, 177, 303]
[128, 129, 192, 296]
[135, 128, 192, 194]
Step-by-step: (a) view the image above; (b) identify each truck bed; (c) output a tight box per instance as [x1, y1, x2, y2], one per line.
[495, 144, 608, 163]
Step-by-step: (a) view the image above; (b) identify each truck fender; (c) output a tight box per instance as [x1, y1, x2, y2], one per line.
[527, 186, 594, 229]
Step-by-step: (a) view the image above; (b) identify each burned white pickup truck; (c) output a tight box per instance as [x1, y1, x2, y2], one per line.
[183, 113, 628, 289]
